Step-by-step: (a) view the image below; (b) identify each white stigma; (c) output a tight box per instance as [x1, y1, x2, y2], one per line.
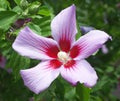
[57, 51, 71, 63]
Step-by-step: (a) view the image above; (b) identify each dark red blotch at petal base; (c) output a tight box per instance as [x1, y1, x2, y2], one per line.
[46, 45, 59, 58]
[59, 38, 71, 52]
[49, 59, 62, 69]
[70, 45, 81, 58]
[64, 60, 76, 68]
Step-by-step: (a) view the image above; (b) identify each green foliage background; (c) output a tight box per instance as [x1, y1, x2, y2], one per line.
[0, 0, 120, 101]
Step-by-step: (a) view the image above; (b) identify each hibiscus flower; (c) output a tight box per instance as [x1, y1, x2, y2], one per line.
[12, 4, 111, 94]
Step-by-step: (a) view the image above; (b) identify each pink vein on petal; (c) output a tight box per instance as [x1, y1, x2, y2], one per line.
[51, 4, 77, 52]
[12, 27, 59, 60]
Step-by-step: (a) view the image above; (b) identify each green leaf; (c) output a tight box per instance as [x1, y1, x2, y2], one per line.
[76, 22, 81, 40]
[28, 1, 41, 14]
[6, 49, 30, 79]
[12, 6, 23, 14]
[65, 87, 76, 100]
[0, 0, 11, 10]
[54, 79, 65, 100]
[0, 11, 17, 31]
[14, 0, 21, 5]
[76, 83, 91, 101]
[28, 22, 41, 35]
[32, 16, 51, 37]
[38, 6, 52, 16]
[91, 76, 109, 93]
[105, 66, 114, 73]
[90, 96, 102, 101]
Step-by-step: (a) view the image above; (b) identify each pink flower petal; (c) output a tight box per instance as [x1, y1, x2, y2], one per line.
[12, 27, 59, 60]
[70, 30, 111, 59]
[20, 60, 61, 94]
[60, 60, 98, 87]
[0, 54, 6, 68]
[101, 45, 108, 54]
[51, 4, 77, 52]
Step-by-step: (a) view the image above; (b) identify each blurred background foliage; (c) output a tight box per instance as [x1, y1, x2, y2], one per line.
[0, 0, 120, 101]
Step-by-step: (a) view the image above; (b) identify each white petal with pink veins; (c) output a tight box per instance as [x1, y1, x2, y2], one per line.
[51, 5, 77, 52]
[20, 61, 61, 94]
[70, 30, 111, 59]
[60, 60, 98, 87]
[12, 27, 59, 60]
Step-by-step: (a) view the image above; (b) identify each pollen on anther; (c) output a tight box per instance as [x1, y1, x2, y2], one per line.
[57, 51, 68, 62]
